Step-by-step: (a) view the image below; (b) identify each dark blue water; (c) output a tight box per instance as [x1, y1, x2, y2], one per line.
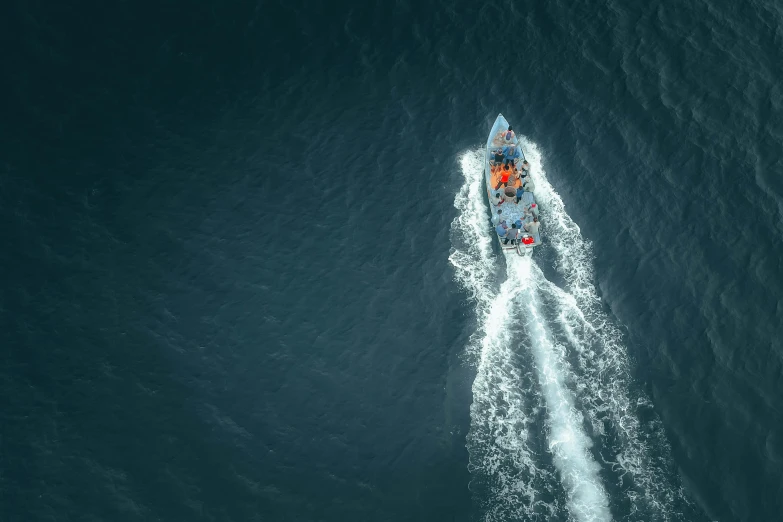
[1, 1, 781, 521]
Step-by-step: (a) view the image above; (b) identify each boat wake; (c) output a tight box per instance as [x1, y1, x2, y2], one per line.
[450, 144, 698, 521]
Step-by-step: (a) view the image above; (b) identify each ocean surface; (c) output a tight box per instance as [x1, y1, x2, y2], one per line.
[2, 0, 782, 521]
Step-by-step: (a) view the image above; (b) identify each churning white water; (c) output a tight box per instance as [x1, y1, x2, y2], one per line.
[451, 150, 610, 521]
[450, 143, 694, 521]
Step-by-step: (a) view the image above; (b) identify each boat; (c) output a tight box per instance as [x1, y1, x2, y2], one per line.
[484, 113, 541, 256]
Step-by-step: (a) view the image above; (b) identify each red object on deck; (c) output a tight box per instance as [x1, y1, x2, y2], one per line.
[522, 236, 535, 245]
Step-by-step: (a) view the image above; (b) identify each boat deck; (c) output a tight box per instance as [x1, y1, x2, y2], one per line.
[485, 114, 541, 251]
[488, 164, 523, 191]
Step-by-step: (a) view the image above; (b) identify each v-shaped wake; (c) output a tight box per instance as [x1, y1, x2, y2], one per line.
[450, 145, 698, 521]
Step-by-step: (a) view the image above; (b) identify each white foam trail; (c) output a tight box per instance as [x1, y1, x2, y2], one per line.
[452, 141, 699, 521]
[452, 151, 553, 520]
[510, 259, 612, 522]
[450, 150, 610, 522]
[519, 139, 695, 519]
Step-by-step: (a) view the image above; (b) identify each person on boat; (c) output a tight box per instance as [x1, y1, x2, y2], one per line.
[491, 192, 503, 207]
[510, 166, 522, 185]
[492, 148, 504, 165]
[524, 216, 540, 237]
[515, 185, 525, 204]
[495, 222, 508, 239]
[495, 125, 516, 143]
[521, 201, 537, 222]
[515, 218, 523, 230]
[518, 161, 530, 184]
[529, 202, 540, 218]
[494, 164, 512, 190]
[502, 144, 521, 166]
[522, 175, 535, 193]
[504, 224, 519, 245]
[492, 208, 505, 227]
